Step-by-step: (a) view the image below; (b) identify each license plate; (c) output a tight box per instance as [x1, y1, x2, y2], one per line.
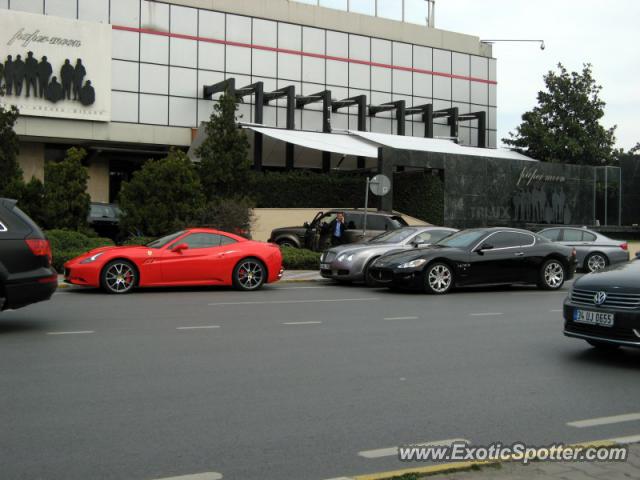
[573, 309, 614, 327]
[320, 263, 331, 270]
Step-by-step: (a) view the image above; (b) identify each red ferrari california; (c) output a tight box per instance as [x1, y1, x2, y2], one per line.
[64, 228, 283, 293]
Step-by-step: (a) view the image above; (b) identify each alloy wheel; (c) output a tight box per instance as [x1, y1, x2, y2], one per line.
[105, 262, 135, 293]
[427, 264, 452, 293]
[237, 260, 265, 290]
[587, 254, 607, 272]
[544, 261, 564, 289]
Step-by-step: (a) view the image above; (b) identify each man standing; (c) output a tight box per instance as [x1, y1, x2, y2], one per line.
[3, 56, 14, 95]
[60, 59, 74, 100]
[329, 212, 347, 246]
[73, 59, 86, 101]
[24, 51, 38, 98]
[37, 56, 52, 98]
[12, 54, 25, 96]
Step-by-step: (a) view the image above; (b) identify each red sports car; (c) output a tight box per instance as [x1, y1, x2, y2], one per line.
[64, 228, 283, 294]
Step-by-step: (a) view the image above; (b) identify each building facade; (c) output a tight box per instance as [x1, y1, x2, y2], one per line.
[1, 0, 497, 202]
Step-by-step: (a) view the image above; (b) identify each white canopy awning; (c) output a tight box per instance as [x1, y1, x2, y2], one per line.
[246, 126, 380, 158]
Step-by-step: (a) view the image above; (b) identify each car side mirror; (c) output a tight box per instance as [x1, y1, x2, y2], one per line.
[172, 243, 189, 253]
[474, 243, 494, 254]
[412, 241, 429, 248]
[303, 221, 309, 228]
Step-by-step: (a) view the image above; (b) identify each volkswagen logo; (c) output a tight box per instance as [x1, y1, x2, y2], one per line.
[593, 291, 607, 306]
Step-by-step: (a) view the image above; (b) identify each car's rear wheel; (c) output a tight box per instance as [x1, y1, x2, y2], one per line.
[233, 258, 266, 291]
[585, 252, 608, 273]
[424, 262, 454, 294]
[363, 257, 379, 287]
[587, 340, 620, 351]
[101, 260, 137, 294]
[277, 239, 297, 248]
[538, 259, 565, 290]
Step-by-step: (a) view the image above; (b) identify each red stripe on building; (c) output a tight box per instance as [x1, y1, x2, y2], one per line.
[112, 25, 497, 85]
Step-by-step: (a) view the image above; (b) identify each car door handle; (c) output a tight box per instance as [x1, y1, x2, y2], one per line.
[514, 252, 525, 257]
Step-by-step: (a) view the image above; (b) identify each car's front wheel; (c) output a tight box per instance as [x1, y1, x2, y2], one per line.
[538, 259, 566, 290]
[424, 262, 454, 294]
[585, 252, 608, 273]
[101, 260, 137, 294]
[233, 258, 267, 291]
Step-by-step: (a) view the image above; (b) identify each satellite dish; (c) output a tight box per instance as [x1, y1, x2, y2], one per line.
[369, 174, 391, 196]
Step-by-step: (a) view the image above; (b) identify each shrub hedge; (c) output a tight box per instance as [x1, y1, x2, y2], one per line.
[46, 229, 114, 272]
[280, 246, 321, 270]
[393, 171, 445, 225]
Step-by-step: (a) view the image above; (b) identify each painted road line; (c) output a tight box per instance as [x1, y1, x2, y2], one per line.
[384, 316, 419, 321]
[46, 331, 95, 335]
[176, 326, 221, 330]
[208, 298, 378, 306]
[358, 438, 469, 459]
[550, 309, 563, 312]
[151, 473, 223, 480]
[604, 433, 640, 444]
[469, 312, 504, 317]
[282, 321, 323, 325]
[274, 286, 328, 290]
[567, 412, 640, 428]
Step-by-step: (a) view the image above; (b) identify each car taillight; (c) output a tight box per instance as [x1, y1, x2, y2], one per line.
[620, 242, 628, 251]
[26, 238, 52, 264]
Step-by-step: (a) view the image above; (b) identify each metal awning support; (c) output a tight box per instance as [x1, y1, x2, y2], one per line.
[234, 82, 265, 170]
[369, 101, 407, 136]
[264, 86, 296, 169]
[297, 90, 332, 172]
[405, 103, 434, 138]
[333, 95, 367, 168]
[432, 107, 459, 140]
[458, 111, 488, 148]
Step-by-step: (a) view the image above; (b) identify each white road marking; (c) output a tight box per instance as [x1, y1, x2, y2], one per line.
[151, 473, 223, 480]
[469, 312, 504, 317]
[567, 412, 640, 428]
[208, 298, 378, 306]
[604, 433, 640, 444]
[274, 286, 327, 290]
[550, 309, 563, 312]
[384, 316, 419, 321]
[176, 326, 221, 330]
[46, 331, 95, 335]
[358, 438, 469, 459]
[282, 321, 323, 326]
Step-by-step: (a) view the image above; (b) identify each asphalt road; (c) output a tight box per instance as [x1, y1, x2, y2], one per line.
[1, 279, 640, 480]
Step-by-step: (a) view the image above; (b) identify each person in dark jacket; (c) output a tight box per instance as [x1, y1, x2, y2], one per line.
[37, 56, 52, 98]
[12, 54, 25, 96]
[24, 51, 38, 97]
[79, 80, 95, 106]
[60, 59, 74, 100]
[3, 56, 13, 95]
[328, 212, 348, 246]
[45, 76, 63, 103]
[72, 59, 86, 101]
[0, 61, 4, 92]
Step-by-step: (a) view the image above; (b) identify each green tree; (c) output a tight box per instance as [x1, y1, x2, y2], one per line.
[0, 102, 22, 196]
[196, 92, 251, 200]
[118, 149, 205, 236]
[504, 63, 617, 165]
[42, 147, 91, 230]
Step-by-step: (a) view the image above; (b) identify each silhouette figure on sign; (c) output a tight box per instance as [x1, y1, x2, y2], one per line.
[79, 80, 95, 106]
[60, 59, 74, 100]
[4, 56, 15, 95]
[72, 59, 86, 101]
[37, 56, 52, 98]
[24, 51, 38, 98]
[45, 76, 63, 103]
[13, 54, 25, 96]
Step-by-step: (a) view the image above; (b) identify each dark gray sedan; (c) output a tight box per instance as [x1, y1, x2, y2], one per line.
[319, 226, 457, 284]
[538, 227, 630, 273]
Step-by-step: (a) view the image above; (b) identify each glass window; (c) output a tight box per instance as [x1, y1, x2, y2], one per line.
[147, 231, 186, 249]
[489, 232, 535, 249]
[583, 232, 597, 242]
[349, 0, 375, 15]
[370, 228, 417, 244]
[220, 235, 238, 246]
[563, 229, 583, 242]
[416, 229, 454, 244]
[540, 229, 561, 241]
[319, 0, 347, 9]
[438, 230, 486, 249]
[366, 215, 389, 231]
[179, 233, 225, 249]
[377, 0, 402, 21]
[344, 213, 363, 230]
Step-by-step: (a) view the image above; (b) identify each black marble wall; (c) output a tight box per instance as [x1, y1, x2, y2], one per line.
[379, 148, 602, 229]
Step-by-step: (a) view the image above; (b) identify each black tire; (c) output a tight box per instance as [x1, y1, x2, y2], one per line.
[232, 258, 267, 291]
[101, 260, 137, 294]
[587, 340, 620, 351]
[585, 252, 609, 273]
[276, 239, 298, 249]
[423, 262, 454, 295]
[363, 257, 379, 287]
[538, 259, 566, 290]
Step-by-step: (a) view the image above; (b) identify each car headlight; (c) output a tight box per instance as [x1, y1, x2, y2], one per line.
[337, 254, 354, 263]
[398, 258, 428, 269]
[80, 252, 104, 264]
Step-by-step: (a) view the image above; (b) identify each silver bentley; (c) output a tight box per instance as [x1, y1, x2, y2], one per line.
[319, 226, 458, 284]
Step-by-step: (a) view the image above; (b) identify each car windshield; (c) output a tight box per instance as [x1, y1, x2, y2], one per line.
[436, 230, 487, 248]
[369, 228, 417, 244]
[146, 231, 186, 248]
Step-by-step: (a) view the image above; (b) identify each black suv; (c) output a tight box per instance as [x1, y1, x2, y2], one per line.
[0, 199, 57, 311]
[269, 210, 408, 251]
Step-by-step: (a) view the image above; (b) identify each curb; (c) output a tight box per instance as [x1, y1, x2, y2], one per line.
[333, 438, 635, 480]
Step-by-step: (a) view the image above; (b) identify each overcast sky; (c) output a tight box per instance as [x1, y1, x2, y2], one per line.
[435, 0, 640, 150]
